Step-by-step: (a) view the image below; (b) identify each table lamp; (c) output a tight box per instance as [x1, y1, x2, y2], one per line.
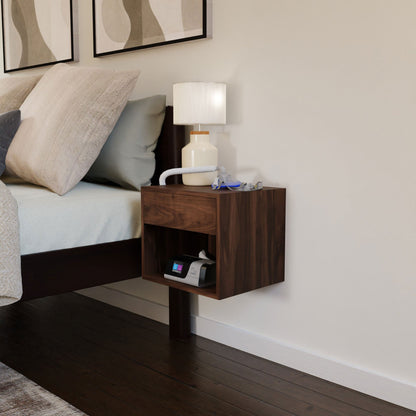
[173, 82, 226, 185]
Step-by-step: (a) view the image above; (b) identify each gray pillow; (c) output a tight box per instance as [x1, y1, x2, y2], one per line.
[0, 110, 20, 176]
[85, 95, 166, 190]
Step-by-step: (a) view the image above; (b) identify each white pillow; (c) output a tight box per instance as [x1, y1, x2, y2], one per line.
[5, 64, 139, 195]
[0, 75, 41, 113]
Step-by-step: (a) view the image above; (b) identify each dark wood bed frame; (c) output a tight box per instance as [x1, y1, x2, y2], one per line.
[19, 106, 190, 337]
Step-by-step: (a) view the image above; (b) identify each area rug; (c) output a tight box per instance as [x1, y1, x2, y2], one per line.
[0, 362, 86, 415]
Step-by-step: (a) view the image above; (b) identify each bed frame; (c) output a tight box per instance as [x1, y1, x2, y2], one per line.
[19, 107, 190, 337]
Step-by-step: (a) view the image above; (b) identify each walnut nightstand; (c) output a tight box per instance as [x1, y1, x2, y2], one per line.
[140, 184, 286, 336]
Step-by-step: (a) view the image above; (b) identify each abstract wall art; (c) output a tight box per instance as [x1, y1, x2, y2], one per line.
[1, 0, 74, 73]
[93, 0, 207, 57]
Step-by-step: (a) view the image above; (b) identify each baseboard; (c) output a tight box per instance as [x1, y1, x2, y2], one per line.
[80, 287, 416, 411]
[193, 317, 416, 411]
[78, 286, 169, 325]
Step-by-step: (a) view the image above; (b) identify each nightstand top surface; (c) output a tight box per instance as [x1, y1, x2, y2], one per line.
[142, 184, 284, 197]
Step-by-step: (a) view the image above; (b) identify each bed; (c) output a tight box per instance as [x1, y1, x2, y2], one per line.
[16, 106, 185, 301]
[0, 65, 191, 337]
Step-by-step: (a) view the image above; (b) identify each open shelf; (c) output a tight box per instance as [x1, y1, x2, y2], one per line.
[141, 224, 218, 297]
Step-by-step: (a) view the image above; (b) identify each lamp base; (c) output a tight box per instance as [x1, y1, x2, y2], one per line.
[182, 131, 218, 186]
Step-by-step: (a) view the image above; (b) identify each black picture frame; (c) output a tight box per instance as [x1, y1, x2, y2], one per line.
[93, 0, 207, 57]
[1, 0, 74, 73]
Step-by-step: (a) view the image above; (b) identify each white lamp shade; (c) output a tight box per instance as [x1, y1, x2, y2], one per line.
[173, 82, 226, 125]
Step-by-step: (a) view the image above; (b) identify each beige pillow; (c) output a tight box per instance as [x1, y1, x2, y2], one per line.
[0, 75, 41, 113]
[5, 64, 139, 195]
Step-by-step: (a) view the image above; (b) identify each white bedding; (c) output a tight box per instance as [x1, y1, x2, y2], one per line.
[4, 178, 141, 255]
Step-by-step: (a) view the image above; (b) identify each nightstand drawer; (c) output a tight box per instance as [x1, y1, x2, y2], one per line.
[142, 191, 216, 234]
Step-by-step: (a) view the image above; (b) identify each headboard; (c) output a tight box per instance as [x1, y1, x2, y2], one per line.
[151, 106, 185, 185]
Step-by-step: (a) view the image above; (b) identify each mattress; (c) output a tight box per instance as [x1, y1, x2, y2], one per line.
[4, 178, 141, 255]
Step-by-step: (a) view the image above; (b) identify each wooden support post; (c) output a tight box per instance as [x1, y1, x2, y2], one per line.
[169, 287, 191, 339]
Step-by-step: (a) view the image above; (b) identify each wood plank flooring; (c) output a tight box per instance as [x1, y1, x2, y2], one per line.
[0, 293, 413, 416]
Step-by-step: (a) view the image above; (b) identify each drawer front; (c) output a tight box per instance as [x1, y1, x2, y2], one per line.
[142, 191, 216, 234]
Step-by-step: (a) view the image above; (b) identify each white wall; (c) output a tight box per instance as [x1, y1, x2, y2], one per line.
[3, 0, 416, 410]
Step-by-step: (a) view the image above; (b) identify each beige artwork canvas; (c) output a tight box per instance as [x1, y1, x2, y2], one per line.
[93, 0, 207, 56]
[1, 0, 74, 72]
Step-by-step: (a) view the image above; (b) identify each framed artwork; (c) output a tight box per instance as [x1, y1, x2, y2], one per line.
[1, 0, 74, 73]
[93, 0, 207, 57]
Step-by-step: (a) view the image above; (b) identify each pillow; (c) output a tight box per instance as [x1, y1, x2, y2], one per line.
[85, 95, 166, 190]
[0, 76, 41, 113]
[5, 64, 139, 195]
[0, 110, 20, 176]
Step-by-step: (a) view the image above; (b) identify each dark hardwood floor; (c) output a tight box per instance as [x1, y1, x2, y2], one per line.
[0, 293, 413, 416]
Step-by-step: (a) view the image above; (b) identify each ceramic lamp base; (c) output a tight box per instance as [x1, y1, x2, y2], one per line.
[182, 131, 218, 186]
